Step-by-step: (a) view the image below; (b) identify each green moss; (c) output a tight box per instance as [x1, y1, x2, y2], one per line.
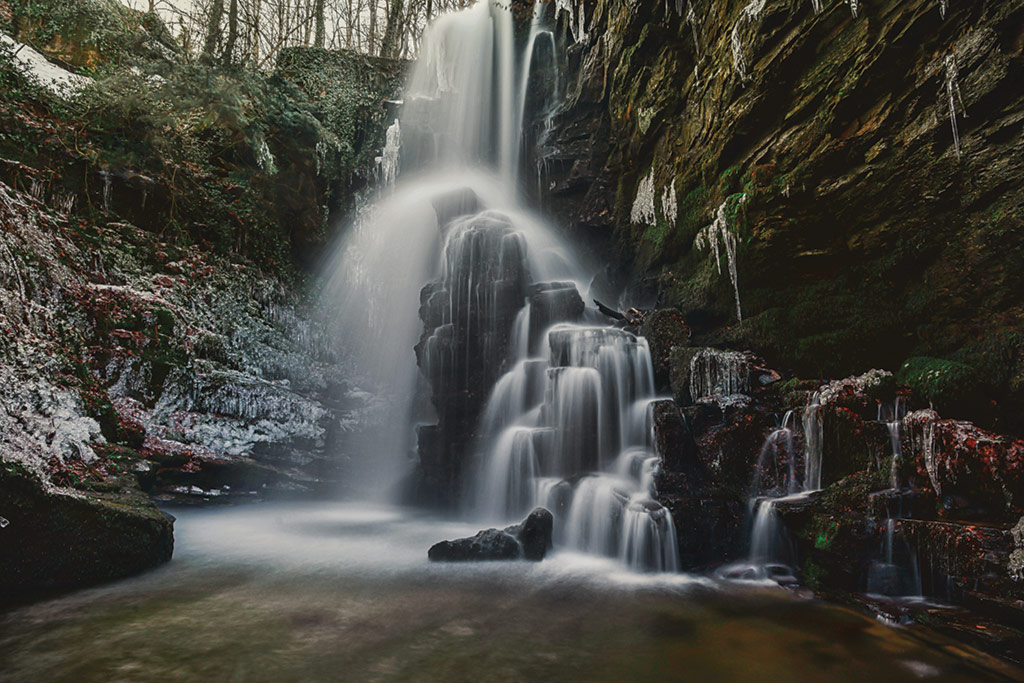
[897, 356, 981, 408]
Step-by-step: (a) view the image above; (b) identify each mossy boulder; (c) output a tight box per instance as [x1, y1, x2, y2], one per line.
[0, 464, 173, 597]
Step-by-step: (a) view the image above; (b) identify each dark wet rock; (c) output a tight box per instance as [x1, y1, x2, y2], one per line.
[428, 528, 521, 562]
[0, 464, 173, 597]
[652, 399, 697, 474]
[528, 282, 585, 350]
[819, 404, 891, 490]
[511, 507, 554, 561]
[415, 212, 530, 507]
[639, 308, 689, 392]
[428, 507, 554, 562]
[430, 187, 482, 230]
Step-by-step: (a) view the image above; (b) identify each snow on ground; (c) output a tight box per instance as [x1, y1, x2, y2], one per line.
[1, 33, 92, 96]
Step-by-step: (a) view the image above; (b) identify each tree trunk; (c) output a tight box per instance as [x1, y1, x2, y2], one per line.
[200, 0, 225, 65]
[314, 0, 325, 48]
[367, 0, 378, 54]
[380, 0, 403, 58]
[222, 0, 239, 65]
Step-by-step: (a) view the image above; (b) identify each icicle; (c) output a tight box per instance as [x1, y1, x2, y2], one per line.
[101, 172, 112, 213]
[661, 182, 677, 225]
[846, 0, 859, 18]
[811, 0, 822, 13]
[630, 169, 657, 225]
[694, 196, 745, 322]
[939, 0, 948, 19]
[686, 2, 700, 55]
[923, 419, 941, 496]
[731, 0, 767, 83]
[555, 0, 587, 43]
[944, 52, 967, 158]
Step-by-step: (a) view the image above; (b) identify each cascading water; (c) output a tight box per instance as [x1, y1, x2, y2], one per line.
[475, 325, 679, 572]
[322, 0, 679, 572]
[721, 394, 825, 582]
[866, 397, 923, 596]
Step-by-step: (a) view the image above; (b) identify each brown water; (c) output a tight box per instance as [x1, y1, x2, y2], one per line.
[0, 503, 1019, 682]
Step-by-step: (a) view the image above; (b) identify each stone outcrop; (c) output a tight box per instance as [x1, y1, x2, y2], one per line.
[0, 464, 173, 597]
[428, 507, 554, 562]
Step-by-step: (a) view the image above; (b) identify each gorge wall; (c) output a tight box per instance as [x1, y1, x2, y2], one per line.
[536, 0, 1024, 434]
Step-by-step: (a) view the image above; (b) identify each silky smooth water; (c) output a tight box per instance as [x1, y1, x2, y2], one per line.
[0, 505, 1016, 682]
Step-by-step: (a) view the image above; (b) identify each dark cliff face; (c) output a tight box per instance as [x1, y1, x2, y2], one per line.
[535, 0, 1024, 433]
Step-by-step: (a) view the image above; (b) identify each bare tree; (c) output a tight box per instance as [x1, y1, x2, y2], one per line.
[199, 0, 224, 65]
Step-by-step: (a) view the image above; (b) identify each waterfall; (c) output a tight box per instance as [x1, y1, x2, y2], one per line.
[321, 0, 678, 571]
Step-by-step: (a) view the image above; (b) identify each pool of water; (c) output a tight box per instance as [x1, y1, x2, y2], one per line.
[0, 503, 1018, 681]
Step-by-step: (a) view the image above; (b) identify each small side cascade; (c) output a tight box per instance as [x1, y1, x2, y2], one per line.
[751, 411, 798, 498]
[721, 394, 827, 582]
[376, 119, 401, 186]
[865, 397, 923, 597]
[802, 392, 823, 492]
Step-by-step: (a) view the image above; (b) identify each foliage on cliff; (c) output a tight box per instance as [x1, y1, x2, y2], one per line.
[0, 0, 401, 271]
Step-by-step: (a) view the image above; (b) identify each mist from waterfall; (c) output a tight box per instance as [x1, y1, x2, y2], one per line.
[320, 0, 679, 571]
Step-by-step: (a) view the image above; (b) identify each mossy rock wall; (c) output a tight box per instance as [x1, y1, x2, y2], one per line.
[537, 0, 1024, 433]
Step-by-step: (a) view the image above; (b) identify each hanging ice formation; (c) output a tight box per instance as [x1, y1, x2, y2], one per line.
[661, 182, 678, 225]
[939, 0, 948, 19]
[695, 196, 744, 322]
[689, 349, 750, 400]
[811, 0, 823, 13]
[945, 52, 967, 158]
[731, 0, 767, 82]
[555, 0, 588, 43]
[631, 169, 657, 225]
[846, 0, 859, 18]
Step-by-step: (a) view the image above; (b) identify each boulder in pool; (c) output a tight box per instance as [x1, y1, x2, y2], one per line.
[428, 507, 553, 562]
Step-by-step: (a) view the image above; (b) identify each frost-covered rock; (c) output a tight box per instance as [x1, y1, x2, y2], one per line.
[903, 409, 1024, 516]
